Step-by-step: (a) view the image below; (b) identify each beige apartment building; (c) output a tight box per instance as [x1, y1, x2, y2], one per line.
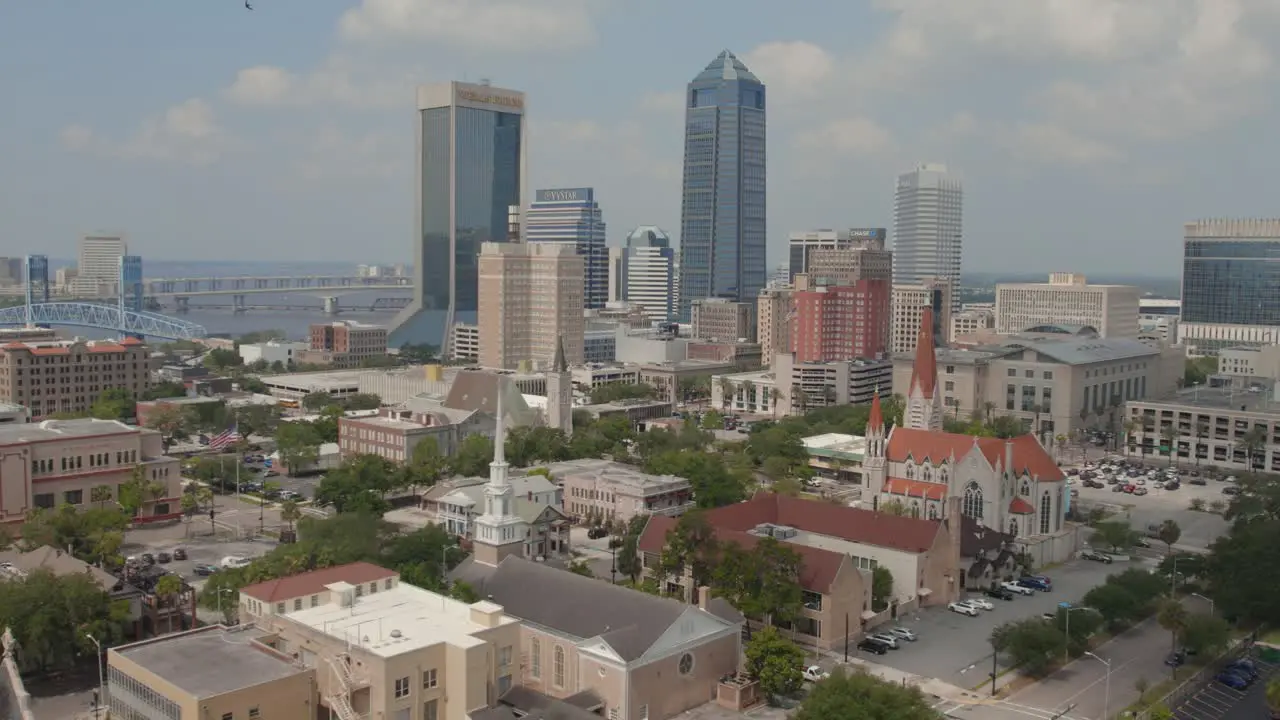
[244, 563, 522, 720]
[690, 298, 755, 343]
[548, 457, 694, 523]
[995, 273, 1140, 339]
[805, 240, 892, 286]
[756, 286, 793, 366]
[108, 625, 317, 720]
[301, 321, 389, 369]
[950, 307, 994, 341]
[891, 333, 1184, 439]
[478, 242, 585, 370]
[891, 279, 953, 354]
[0, 337, 152, 419]
[0, 418, 183, 529]
[1125, 386, 1280, 472]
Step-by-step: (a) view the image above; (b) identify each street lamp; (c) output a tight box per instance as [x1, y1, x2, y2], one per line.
[85, 633, 104, 720]
[1190, 592, 1215, 615]
[1084, 652, 1111, 720]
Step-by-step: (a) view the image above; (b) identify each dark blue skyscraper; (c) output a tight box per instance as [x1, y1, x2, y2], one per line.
[677, 50, 766, 322]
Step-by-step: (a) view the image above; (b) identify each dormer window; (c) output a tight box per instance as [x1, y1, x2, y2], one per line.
[1020, 479, 1031, 497]
[923, 466, 933, 482]
[905, 463, 915, 479]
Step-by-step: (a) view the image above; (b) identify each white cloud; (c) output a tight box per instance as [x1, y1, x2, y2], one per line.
[794, 118, 895, 157]
[224, 56, 417, 109]
[292, 126, 405, 182]
[639, 91, 683, 114]
[61, 99, 231, 166]
[338, 0, 600, 51]
[743, 41, 834, 97]
[1004, 123, 1122, 166]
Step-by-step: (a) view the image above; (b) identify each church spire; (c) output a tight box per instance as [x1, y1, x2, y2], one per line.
[489, 380, 508, 484]
[908, 307, 939, 399]
[868, 390, 884, 434]
[552, 336, 568, 373]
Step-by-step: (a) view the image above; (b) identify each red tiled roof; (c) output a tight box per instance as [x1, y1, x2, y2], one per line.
[240, 562, 397, 603]
[867, 393, 884, 432]
[883, 478, 948, 501]
[120, 337, 144, 346]
[88, 344, 126, 353]
[1009, 497, 1035, 515]
[1, 342, 27, 350]
[908, 308, 938, 398]
[887, 429, 1064, 482]
[29, 347, 71, 356]
[638, 515, 846, 593]
[707, 493, 943, 554]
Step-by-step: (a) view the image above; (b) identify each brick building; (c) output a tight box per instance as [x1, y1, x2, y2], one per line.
[791, 280, 891, 363]
[301, 321, 389, 369]
[0, 338, 151, 419]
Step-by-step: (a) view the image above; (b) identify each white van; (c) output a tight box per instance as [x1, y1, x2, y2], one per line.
[220, 556, 251, 569]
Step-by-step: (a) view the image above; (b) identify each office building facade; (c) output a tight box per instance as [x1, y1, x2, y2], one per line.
[788, 228, 886, 282]
[1179, 218, 1280, 355]
[525, 188, 608, 309]
[893, 164, 963, 309]
[677, 50, 767, 321]
[995, 273, 1140, 339]
[478, 242, 585, 370]
[756, 286, 794, 366]
[0, 338, 152, 419]
[690, 298, 755, 343]
[891, 279, 953, 355]
[620, 226, 676, 323]
[792, 280, 891, 363]
[74, 235, 126, 296]
[391, 81, 527, 350]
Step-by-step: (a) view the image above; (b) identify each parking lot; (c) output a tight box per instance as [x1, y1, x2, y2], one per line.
[857, 556, 1128, 688]
[1169, 649, 1279, 720]
[121, 522, 277, 589]
[1067, 462, 1231, 549]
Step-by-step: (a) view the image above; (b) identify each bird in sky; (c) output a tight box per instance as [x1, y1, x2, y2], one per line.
[245, 1, 253, 9]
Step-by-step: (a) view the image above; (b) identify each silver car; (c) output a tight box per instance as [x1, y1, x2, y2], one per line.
[887, 627, 918, 642]
[869, 633, 900, 649]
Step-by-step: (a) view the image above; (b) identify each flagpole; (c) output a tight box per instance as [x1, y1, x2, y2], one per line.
[235, 433, 242, 539]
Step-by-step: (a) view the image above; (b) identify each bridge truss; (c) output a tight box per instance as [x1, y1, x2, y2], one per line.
[0, 302, 208, 341]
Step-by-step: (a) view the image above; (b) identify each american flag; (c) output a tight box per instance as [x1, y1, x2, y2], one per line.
[208, 423, 242, 450]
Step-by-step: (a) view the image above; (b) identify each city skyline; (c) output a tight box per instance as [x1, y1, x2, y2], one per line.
[4, 2, 1280, 277]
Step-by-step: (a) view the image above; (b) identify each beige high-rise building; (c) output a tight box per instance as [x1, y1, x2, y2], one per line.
[757, 287, 794, 366]
[690, 298, 755, 343]
[805, 238, 892, 287]
[74, 234, 126, 295]
[0, 337, 152, 419]
[995, 273, 1140, 339]
[478, 242, 585, 370]
[891, 279, 953, 354]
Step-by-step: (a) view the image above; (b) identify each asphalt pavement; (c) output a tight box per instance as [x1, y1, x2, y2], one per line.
[1168, 648, 1279, 720]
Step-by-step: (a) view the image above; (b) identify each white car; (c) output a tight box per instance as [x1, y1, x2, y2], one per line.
[887, 627, 918, 642]
[962, 597, 995, 611]
[1002, 581, 1035, 596]
[949, 602, 979, 617]
[802, 666, 830, 682]
[869, 633, 900, 648]
[220, 555, 251, 569]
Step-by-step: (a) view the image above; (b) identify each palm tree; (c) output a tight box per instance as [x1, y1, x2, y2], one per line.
[982, 401, 997, 425]
[154, 574, 184, 635]
[1240, 427, 1266, 471]
[1194, 422, 1209, 467]
[180, 493, 198, 537]
[718, 377, 735, 415]
[1055, 434, 1068, 460]
[769, 387, 781, 420]
[1122, 419, 1138, 459]
[90, 484, 113, 509]
[280, 499, 302, 534]
[792, 384, 809, 415]
[1160, 425, 1179, 468]
[1157, 597, 1189, 654]
[741, 380, 756, 413]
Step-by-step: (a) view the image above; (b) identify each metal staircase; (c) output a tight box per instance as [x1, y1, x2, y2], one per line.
[325, 653, 365, 720]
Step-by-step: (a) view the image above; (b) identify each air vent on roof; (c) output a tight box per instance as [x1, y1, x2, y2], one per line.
[751, 523, 776, 537]
[390, 629, 403, 638]
[772, 525, 798, 540]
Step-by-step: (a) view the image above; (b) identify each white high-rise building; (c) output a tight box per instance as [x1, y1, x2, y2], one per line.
[525, 188, 608, 309]
[995, 273, 1140, 339]
[621, 226, 676, 324]
[74, 234, 127, 296]
[893, 164, 963, 310]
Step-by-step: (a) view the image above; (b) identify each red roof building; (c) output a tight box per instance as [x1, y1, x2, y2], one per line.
[240, 562, 400, 620]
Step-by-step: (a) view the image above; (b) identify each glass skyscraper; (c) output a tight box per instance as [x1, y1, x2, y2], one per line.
[622, 226, 676, 323]
[893, 163, 963, 311]
[1180, 219, 1280, 353]
[389, 81, 526, 349]
[677, 50, 767, 322]
[525, 188, 608, 309]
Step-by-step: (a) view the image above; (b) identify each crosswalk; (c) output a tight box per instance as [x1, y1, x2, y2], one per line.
[933, 698, 1090, 720]
[1171, 654, 1277, 720]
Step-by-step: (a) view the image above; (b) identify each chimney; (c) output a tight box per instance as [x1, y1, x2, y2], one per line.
[697, 585, 711, 611]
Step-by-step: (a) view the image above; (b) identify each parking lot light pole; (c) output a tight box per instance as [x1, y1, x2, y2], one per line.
[1190, 592, 1214, 615]
[85, 633, 104, 719]
[1084, 652, 1111, 720]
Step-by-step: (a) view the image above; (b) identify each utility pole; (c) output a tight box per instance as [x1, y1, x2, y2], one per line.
[990, 649, 998, 696]
[844, 614, 849, 663]
[84, 633, 104, 719]
[610, 544, 617, 585]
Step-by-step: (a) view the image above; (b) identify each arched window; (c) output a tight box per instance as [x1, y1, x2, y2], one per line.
[940, 468, 949, 484]
[962, 481, 984, 520]
[928, 504, 940, 520]
[910, 501, 921, 519]
[1020, 479, 1031, 497]
[530, 637, 541, 678]
[553, 645, 565, 687]
[905, 463, 915, 479]
[923, 465, 933, 482]
[1008, 518, 1019, 537]
[1039, 492, 1052, 534]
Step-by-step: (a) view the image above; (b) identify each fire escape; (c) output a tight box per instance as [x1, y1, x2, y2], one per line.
[325, 651, 369, 720]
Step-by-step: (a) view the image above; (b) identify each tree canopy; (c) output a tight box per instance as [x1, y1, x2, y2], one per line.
[743, 627, 805, 702]
[0, 569, 132, 673]
[793, 667, 938, 720]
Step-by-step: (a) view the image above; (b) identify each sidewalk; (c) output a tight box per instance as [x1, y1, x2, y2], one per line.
[815, 649, 988, 705]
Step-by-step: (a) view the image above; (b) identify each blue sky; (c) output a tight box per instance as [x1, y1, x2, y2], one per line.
[2, 0, 1278, 276]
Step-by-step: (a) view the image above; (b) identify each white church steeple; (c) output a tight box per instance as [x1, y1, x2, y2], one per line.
[473, 378, 527, 565]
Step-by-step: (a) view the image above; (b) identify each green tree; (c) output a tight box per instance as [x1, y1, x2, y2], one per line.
[660, 510, 719, 591]
[1204, 509, 1280, 625]
[701, 410, 724, 431]
[400, 438, 447, 496]
[646, 450, 745, 508]
[1090, 520, 1138, 552]
[878, 499, 911, 517]
[450, 580, 480, 603]
[144, 402, 189, 451]
[141, 381, 188, 401]
[90, 484, 114, 509]
[743, 627, 805, 703]
[275, 421, 322, 474]
[994, 618, 1066, 677]
[1224, 471, 1280, 523]
[771, 476, 803, 497]
[871, 566, 894, 612]
[589, 382, 657, 404]
[793, 666, 937, 720]
[1081, 582, 1141, 630]
[90, 387, 134, 421]
[315, 455, 397, 513]
[1266, 678, 1280, 719]
[567, 559, 594, 577]
[450, 434, 495, 477]
[1180, 613, 1229, 656]
[0, 570, 131, 673]
[117, 465, 164, 518]
[1157, 597, 1189, 652]
[180, 492, 199, 537]
[344, 393, 382, 410]
[154, 574, 184, 634]
[204, 348, 243, 371]
[301, 391, 336, 411]
[310, 405, 345, 443]
[233, 403, 281, 439]
[279, 499, 302, 533]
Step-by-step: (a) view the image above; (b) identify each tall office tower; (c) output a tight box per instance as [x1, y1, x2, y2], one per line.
[389, 81, 527, 350]
[891, 279, 953, 354]
[1180, 219, 1280, 354]
[478, 242, 585, 370]
[621, 226, 676, 323]
[118, 256, 143, 334]
[525, 188, 608, 309]
[757, 286, 795, 366]
[607, 247, 626, 303]
[996, 273, 1140, 339]
[74, 234, 126, 295]
[677, 50, 767, 321]
[769, 265, 790, 288]
[893, 164, 963, 310]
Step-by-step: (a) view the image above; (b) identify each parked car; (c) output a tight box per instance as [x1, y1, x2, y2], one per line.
[985, 587, 1015, 601]
[1215, 671, 1251, 690]
[869, 633, 900, 649]
[887, 627, 918, 642]
[1002, 581, 1035, 596]
[156, 552, 172, 564]
[857, 639, 889, 655]
[948, 602, 979, 617]
[1223, 486, 1241, 495]
[586, 526, 609, 540]
[1165, 481, 1180, 491]
[172, 548, 187, 560]
[1189, 477, 1207, 486]
[220, 556, 251, 569]
[1224, 659, 1259, 679]
[193, 563, 219, 576]
[1164, 650, 1186, 667]
[962, 597, 995, 611]
[1134, 487, 1149, 496]
[140, 553, 156, 565]
[802, 666, 830, 682]
[1017, 577, 1051, 592]
[1081, 550, 1113, 563]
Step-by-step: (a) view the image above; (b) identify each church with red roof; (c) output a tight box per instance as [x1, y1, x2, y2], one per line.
[864, 309, 1074, 559]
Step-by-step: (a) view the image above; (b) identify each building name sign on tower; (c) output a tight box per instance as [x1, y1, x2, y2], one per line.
[456, 89, 524, 109]
[536, 189, 590, 202]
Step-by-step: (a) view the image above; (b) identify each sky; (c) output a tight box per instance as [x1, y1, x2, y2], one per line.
[2, 0, 1279, 277]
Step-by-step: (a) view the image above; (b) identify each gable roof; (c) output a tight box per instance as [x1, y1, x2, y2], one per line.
[0, 545, 130, 594]
[887, 429, 1064, 482]
[637, 515, 847, 594]
[702, 492, 945, 554]
[444, 371, 536, 426]
[463, 556, 740, 662]
[959, 514, 1014, 558]
[240, 562, 397, 603]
